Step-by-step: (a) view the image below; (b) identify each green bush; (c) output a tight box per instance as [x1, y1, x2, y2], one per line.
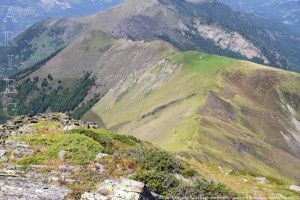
[181, 168, 198, 177]
[133, 170, 179, 195]
[135, 147, 181, 173]
[18, 156, 44, 167]
[168, 179, 236, 199]
[70, 128, 139, 154]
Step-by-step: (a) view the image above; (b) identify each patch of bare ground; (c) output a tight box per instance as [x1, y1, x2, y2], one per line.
[199, 91, 236, 122]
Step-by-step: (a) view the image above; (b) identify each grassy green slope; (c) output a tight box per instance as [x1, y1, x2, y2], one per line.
[85, 51, 300, 198]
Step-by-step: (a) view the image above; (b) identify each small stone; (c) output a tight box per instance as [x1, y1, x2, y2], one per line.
[174, 174, 193, 185]
[95, 163, 106, 175]
[59, 165, 74, 175]
[255, 177, 266, 184]
[95, 153, 109, 161]
[0, 149, 6, 157]
[65, 178, 76, 184]
[289, 185, 300, 193]
[12, 148, 32, 158]
[58, 150, 67, 160]
[16, 142, 29, 148]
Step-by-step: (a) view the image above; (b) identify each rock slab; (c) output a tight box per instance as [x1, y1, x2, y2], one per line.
[81, 178, 155, 200]
[0, 176, 70, 200]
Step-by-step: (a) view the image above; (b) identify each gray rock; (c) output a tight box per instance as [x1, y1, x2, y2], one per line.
[95, 153, 109, 161]
[63, 125, 77, 131]
[95, 163, 106, 175]
[0, 176, 70, 200]
[174, 173, 193, 185]
[59, 165, 74, 175]
[58, 150, 67, 160]
[255, 177, 266, 184]
[0, 149, 6, 157]
[0, 149, 8, 162]
[289, 185, 300, 193]
[12, 147, 32, 158]
[97, 178, 155, 200]
[81, 192, 109, 200]
[16, 141, 29, 148]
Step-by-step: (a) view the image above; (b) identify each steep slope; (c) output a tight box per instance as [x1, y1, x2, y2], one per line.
[0, 30, 177, 122]
[77, 0, 300, 71]
[85, 51, 300, 187]
[29, 30, 177, 99]
[0, 18, 89, 76]
[219, 0, 300, 33]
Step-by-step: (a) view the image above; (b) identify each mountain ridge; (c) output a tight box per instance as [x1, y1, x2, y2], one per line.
[1, 0, 300, 77]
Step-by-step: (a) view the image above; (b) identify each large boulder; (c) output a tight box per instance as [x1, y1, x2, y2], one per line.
[0, 176, 70, 199]
[81, 178, 156, 200]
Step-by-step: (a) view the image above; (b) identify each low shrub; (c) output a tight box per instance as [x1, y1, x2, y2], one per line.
[70, 129, 139, 154]
[168, 179, 236, 199]
[132, 170, 179, 195]
[17, 156, 44, 167]
[135, 147, 182, 173]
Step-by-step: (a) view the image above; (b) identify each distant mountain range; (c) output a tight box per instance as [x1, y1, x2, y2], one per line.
[0, 0, 122, 42]
[219, 0, 300, 33]
[1, 0, 299, 77]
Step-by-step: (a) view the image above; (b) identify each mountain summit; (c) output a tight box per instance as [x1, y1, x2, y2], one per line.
[76, 0, 300, 71]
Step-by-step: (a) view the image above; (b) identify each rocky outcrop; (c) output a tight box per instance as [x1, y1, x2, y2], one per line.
[0, 113, 159, 200]
[0, 113, 99, 143]
[0, 176, 70, 200]
[81, 178, 155, 200]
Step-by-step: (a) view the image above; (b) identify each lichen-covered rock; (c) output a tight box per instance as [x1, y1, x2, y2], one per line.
[0, 176, 70, 200]
[81, 192, 109, 200]
[59, 165, 74, 175]
[254, 177, 266, 184]
[95, 152, 109, 161]
[58, 150, 67, 160]
[81, 178, 155, 200]
[0, 149, 6, 157]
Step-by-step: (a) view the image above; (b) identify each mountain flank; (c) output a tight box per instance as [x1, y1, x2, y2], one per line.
[85, 51, 300, 186]
[76, 0, 300, 71]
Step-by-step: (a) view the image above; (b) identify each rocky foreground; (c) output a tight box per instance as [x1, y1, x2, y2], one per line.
[0, 113, 236, 200]
[0, 113, 156, 199]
